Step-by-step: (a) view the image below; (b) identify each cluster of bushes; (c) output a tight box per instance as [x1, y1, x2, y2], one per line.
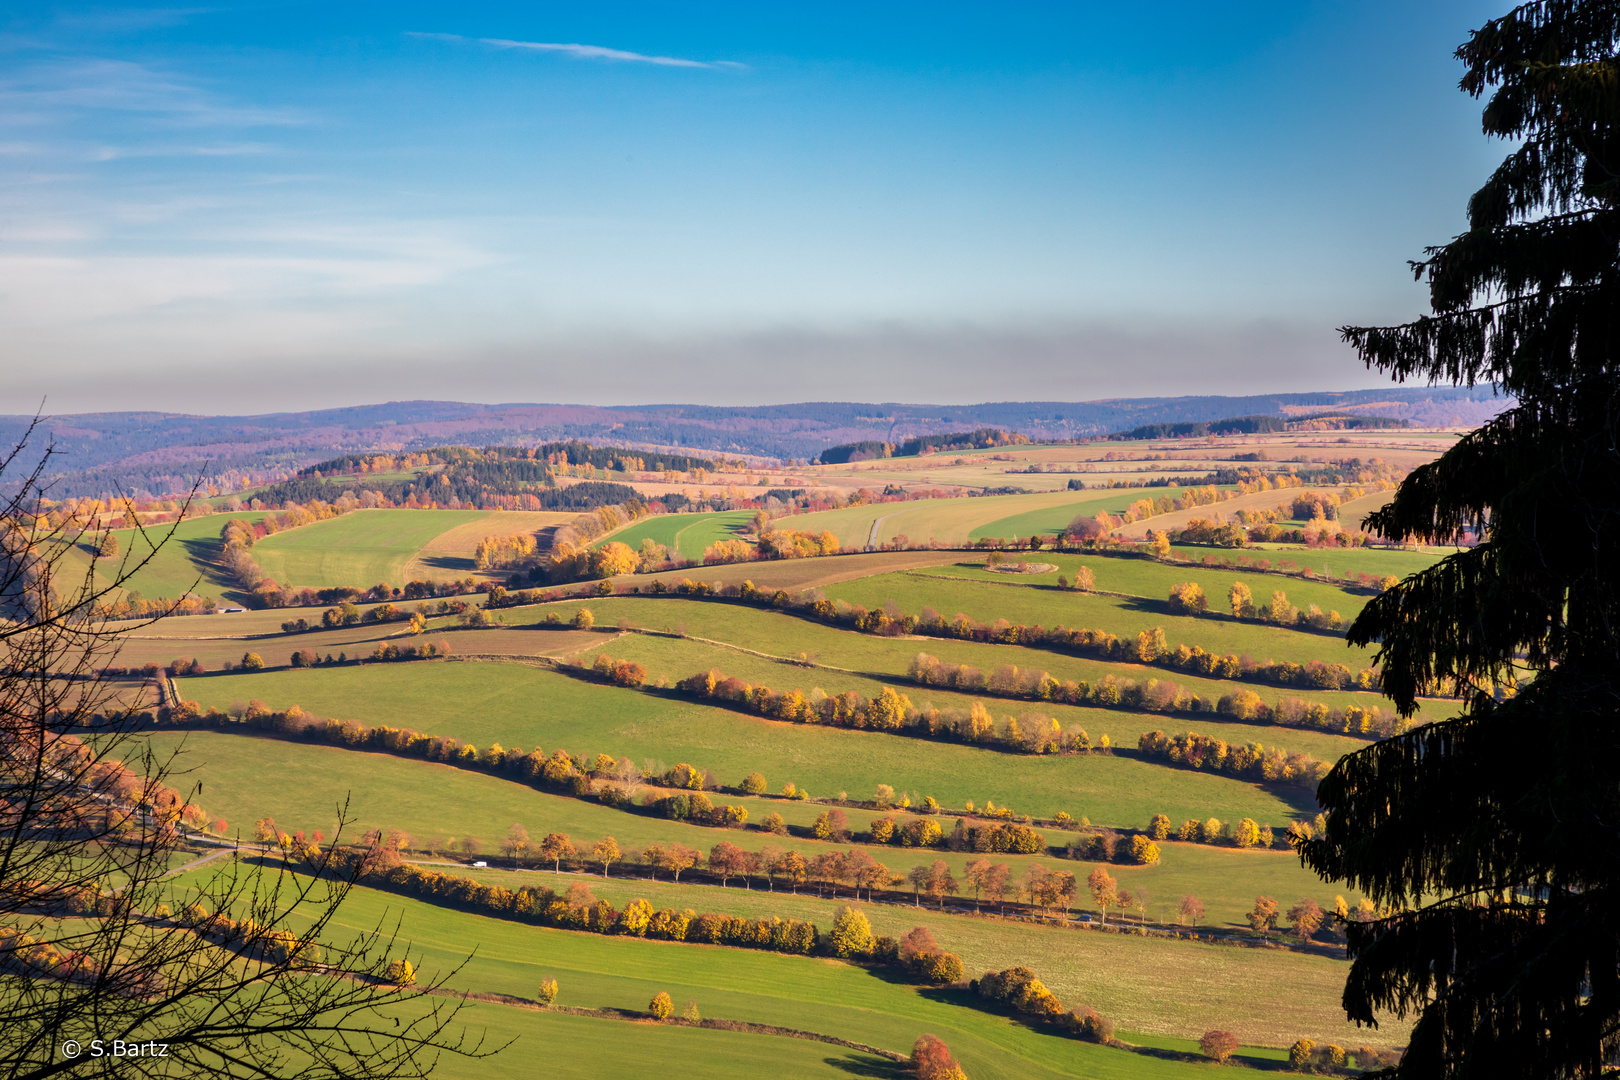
[1145, 811, 1291, 851]
[911, 1035, 968, 1080]
[584, 654, 647, 687]
[948, 818, 1047, 855]
[636, 578, 1379, 693]
[822, 907, 968, 986]
[474, 532, 540, 571]
[1217, 582, 1349, 633]
[1289, 1039, 1402, 1072]
[973, 967, 1116, 1044]
[1172, 519, 1249, 547]
[285, 640, 454, 668]
[755, 527, 840, 559]
[1219, 689, 1405, 738]
[653, 789, 750, 828]
[176, 904, 323, 968]
[888, 925, 966, 985]
[546, 500, 655, 581]
[1061, 831, 1161, 865]
[0, 927, 103, 987]
[1136, 731, 1331, 789]
[672, 668, 1101, 756]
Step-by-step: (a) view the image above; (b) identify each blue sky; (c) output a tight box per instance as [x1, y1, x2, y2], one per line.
[1, 2, 1506, 413]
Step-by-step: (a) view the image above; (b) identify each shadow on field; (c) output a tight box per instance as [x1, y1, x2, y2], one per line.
[1128, 1044, 1293, 1071]
[417, 554, 477, 573]
[823, 1053, 909, 1078]
[176, 537, 243, 597]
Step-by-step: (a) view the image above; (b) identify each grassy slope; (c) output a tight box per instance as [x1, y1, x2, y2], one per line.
[1332, 490, 1394, 530]
[146, 729, 1357, 931]
[189, 869, 1392, 1066]
[785, 492, 1122, 550]
[72, 512, 268, 600]
[604, 511, 758, 561]
[968, 491, 1236, 542]
[817, 572, 1374, 668]
[311, 885, 1202, 1080]
[1220, 544, 1458, 581]
[428, 1005, 910, 1080]
[111, 625, 598, 671]
[570, 636, 1387, 762]
[175, 663, 1317, 826]
[914, 553, 1375, 620]
[249, 510, 492, 590]
[400, 510, 573, 582]
[437, 864, 1400, 1049]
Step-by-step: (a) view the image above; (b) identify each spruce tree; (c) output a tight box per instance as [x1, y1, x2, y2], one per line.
[1302, 3, 1620, 1076]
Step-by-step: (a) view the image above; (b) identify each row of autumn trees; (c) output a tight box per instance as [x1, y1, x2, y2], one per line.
[905, 652, 1403, 738]
[624, 575, 1381, 692]
[667, 662, 1333, 789]
[1165, 578, 1349, 632]
[672, 666, 1107, 756]
[1136, 731, 1332, 790]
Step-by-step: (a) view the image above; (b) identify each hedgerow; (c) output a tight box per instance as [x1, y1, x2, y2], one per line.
[1136, 730, 1331, 789]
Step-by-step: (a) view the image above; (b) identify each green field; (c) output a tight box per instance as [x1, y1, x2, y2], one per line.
[174, 662, 1318, 826]
[817, 571, 1376, 668]
[1191, 544, 1453, 582]
[967, 490, 1237, 542]
[71, 512, 268, 601]
[603, 510, 758, 560]
[434, 864, 1399, 1049]
[146, 729, 1357, 932]
[172, 865, 1396, 1068]
[563, 630, 1393, 761]
[912, 552, 1374, 615]
[305, 883, 1210, 1079]
[249, 509, 492, 590]
[785, 491, 1123, 550]
[417, 1003, 908, 1080]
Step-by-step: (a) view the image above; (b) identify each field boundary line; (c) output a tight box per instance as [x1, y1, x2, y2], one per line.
[613, 628, 868, 677]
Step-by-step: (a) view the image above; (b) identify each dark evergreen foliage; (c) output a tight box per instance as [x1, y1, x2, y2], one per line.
[1301, 5, 1620, 1076]
[817, 428, 1024, 464]
[1109, 414, 1409, 441]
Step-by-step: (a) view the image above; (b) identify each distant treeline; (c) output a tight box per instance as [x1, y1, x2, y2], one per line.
[1110, 414, 1412, 441]
[251, 471, 639, 511]
[300, 442, 726, 479]
[238, 440, 743, 509]
[817, 429, 1029, 465]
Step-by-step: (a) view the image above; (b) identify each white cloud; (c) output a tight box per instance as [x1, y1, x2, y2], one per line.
[410, 31, 737, 70]
[0, 57, 305, 128]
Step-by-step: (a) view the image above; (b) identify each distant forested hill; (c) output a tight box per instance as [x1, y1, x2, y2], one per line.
[0, 387, 1506, 499]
